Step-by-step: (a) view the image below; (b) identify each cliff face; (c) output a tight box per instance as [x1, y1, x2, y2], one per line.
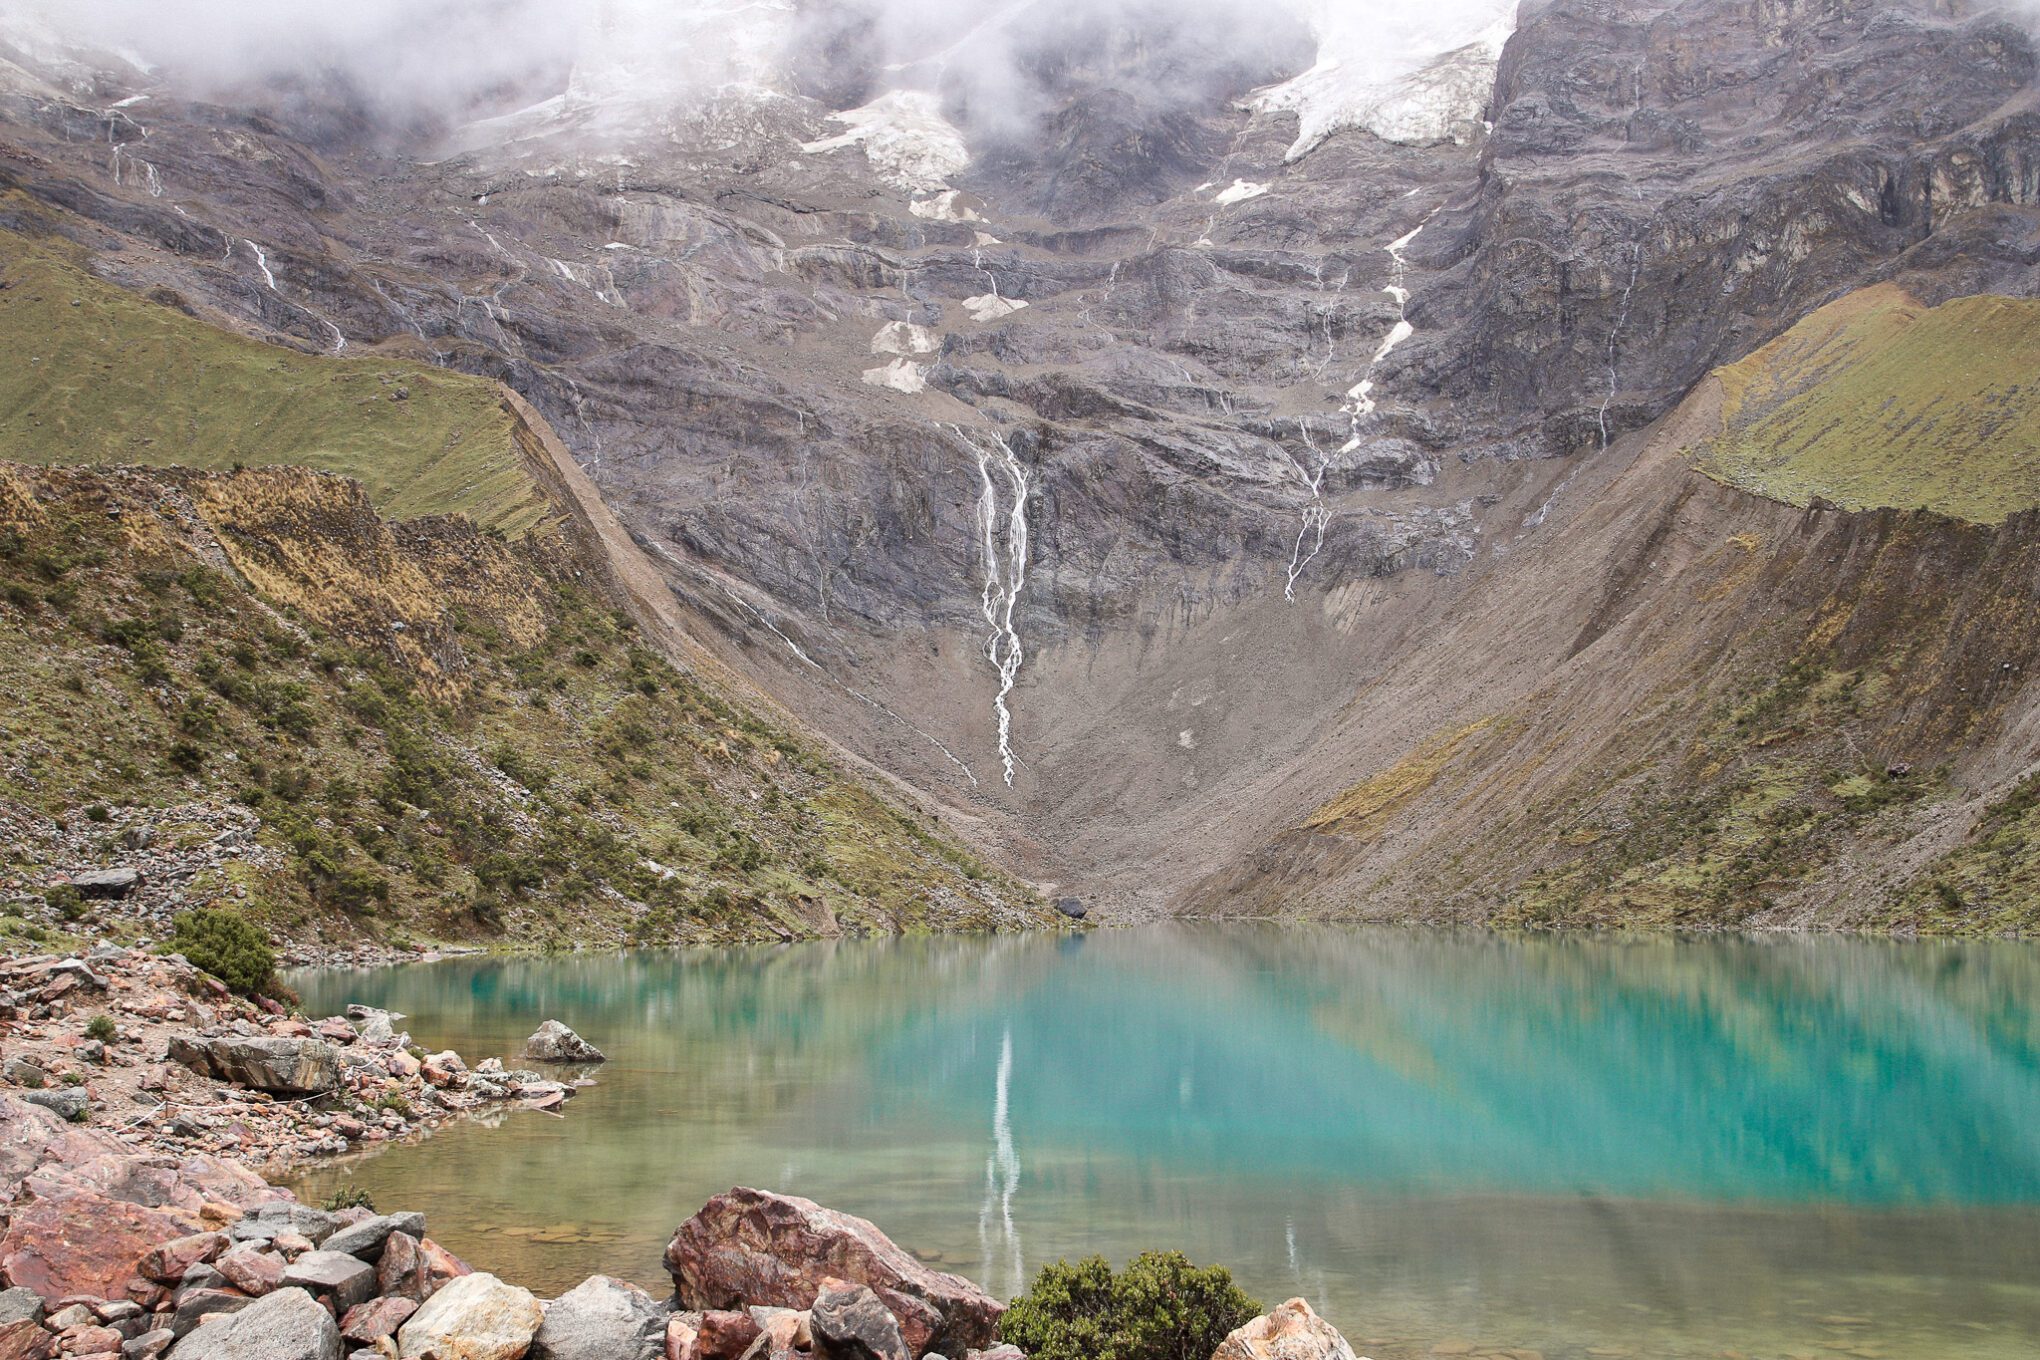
[1, 0, 2036, 925]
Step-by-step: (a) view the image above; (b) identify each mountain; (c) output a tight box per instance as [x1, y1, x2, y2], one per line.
[1, 0, 2036, 933]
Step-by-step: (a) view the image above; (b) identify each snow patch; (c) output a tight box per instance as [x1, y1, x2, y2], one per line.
[1213, 179, 1270, 206]
[862, 358, 929, 393]
[803, 89, 969, 192]
[910, 190, 982, 222]
[1251, 2, 1515, 161]
[963, 294, 1029, 323]
[872, 322, 941, 356]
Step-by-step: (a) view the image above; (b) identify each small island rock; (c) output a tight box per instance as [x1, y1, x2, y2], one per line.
[523, 1020, 606, 1064]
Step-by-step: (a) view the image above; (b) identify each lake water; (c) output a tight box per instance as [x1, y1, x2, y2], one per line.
[288, 927, 2040, 1360]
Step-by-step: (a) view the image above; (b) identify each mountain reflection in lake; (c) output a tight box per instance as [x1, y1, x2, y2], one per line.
[290, 926, 2040, 1360]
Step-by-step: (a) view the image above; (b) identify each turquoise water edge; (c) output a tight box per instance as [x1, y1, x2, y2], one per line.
[290, 926, 2040, 1360]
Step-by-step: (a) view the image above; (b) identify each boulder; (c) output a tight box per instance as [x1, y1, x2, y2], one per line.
[279, 1252, 375, 1313]
[809, 1282, 909, 1360]
[662, 1315, 697, 1360]
[166, 1286, 340, 1360]
[1211, 1298, 1358, 1360]
[666, 1189, 1000, 1359]
[124, 1329, 175, 1358]
[693, 1311, 759, 1360]
[318, 1214, 424, 1262]
[373, 1235, 468, 1305]
[0, 1317, 53, 1360]
[1052, 897, 1087, 920]
[0, 1187, 195, 1300]
[70, 870, 141, 900]
[395, 1272, 540, 1360]
[0, 1292, 41, 1327]
[521, 1022, 605, 1065]
[212, 1249, 282, 1298]
[337, 1297, 417, 1346]
[530, 1274, 665, 1360]
[21, 1090, 88, 1122]
[169, 1289, 255, 1337]
[165, 1038, 340, 1097]
[140, 1235, 229, 1286]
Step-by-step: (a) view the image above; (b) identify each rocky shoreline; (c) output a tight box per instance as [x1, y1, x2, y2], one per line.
[0, 947, 1360, 1360]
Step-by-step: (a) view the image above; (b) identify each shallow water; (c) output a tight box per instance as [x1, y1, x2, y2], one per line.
[288, 927, 2040, 1360]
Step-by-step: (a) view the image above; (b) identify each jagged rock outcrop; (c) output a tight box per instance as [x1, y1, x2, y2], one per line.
[165, 1037, 342, 1097]
[1212, 1298, 1357, 1360]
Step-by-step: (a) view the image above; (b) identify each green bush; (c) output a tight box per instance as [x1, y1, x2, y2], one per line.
[84, 1014, 117, 1043]
[321, 1185, 375, 1212]
[164, 908, 277, 996]
[999, 1252, 1261, 1360]
[43, 884, 86, 922]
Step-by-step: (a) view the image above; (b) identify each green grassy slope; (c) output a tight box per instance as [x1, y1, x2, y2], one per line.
[1696, 284, 2040, 524]
[0, 462, 1034, 951]
[0, 222, 548, 533]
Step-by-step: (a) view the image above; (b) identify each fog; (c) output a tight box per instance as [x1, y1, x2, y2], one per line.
[8, 0, 1525, 132]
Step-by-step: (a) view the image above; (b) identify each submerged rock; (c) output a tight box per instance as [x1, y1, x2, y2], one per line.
[666, 1188, 1001, 1358]
[1211, 1297, 1357, 1360]
[166, 1036, 342, 1095]
[531, 1274, 667, 1360]
[522, 1020, 606, 1064]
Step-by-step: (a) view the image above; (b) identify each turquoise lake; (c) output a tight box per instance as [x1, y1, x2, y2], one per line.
[289, 926, 2040, 1360]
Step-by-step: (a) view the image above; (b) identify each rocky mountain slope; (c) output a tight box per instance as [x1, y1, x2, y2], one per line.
[0, 209, 1042, 950]
[1, 0, 2036, 928]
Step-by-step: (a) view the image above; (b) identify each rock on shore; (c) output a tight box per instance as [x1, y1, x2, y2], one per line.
[666, 1187, 1003, 1359]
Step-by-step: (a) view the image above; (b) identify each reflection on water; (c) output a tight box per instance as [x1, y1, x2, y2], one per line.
[288, 927, 2040, 1359]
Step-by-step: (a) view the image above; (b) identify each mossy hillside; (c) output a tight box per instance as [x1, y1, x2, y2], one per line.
[0, 223, 548, 533]
[0, 462, 1032, 951]
[1697, 284, 2040, 524]
[1879, 773, 2040, 935]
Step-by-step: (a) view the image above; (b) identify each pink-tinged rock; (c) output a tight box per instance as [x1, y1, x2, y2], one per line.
[215, 1247, 285, 1297]
[418, 1238, 472, 1295]
[339, 1295, 417, 1344]
[138, 1232, 228, 1285]
[375, 1233, 468, 1304]
[0, 1318, 50, 1360]
[1211, 1298, 1359, 1360]
[663, 1315, 699, 1360]
[58, 1324, 121, 1352]
[665, 1188, 1001, 1359]
[0, 1188, 194, 1301]
[694, 1311, 760, 1360]
[385, 1052, 420, 1080]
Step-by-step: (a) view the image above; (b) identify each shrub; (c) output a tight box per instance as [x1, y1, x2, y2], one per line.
[164, 908, 277, 996]
[999, 1252, 1261, 1360]
[321, 1185, 375, 1212]
[44, 884, 86, 923]
[84, 1014, 117, 1043]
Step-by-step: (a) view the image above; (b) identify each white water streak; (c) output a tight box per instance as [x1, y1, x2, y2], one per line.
[243, 239, 276, 291]
[1598, 238, 1642, 451]
[1339, 211, 1435, 451]
[1281, 422, 1331, 601]
[956, 426, 1032, 787]
[977, 1026, 1023, 1301]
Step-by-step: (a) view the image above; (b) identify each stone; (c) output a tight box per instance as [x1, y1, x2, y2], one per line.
[372, 1235, 466, 1305]
[337, 1298, 416, 1346]
[963, 1350, 1025, 1360]
[394, 1272, 541, 1360]
[212, 1249, 282, 1298]
[22, 1089, 89, 1121]
[165, 1286, 340, 1360]
[165, 1039, 341, 1097]
[70, 871, 141, 900]
[122, 1330, 174, 1359]
[47, 1304, 97, 1330]
[64, 1323, 123, 1351]
[530, 1274, 665, 1360]
[280, 1253, 375, 1313]
[3, 1060, 47, 1087]
[521, 1022, 605, 1064]
[141, 1235, 230, 1286]
[317, 1215, 424, 1262]
[0, 1188, 195, 1301]
[1211, 1298, 1358, 1360]
[693, 1312, 759, 1360]
[810, 1282, 909, 1360]
[1053, 897, 1087, 920]
[0, 1292, 42, 1328]
[0, 1318, 53, 1360]
[662, 1316, 697, 1360]
[666, 1189, 1001, 1358]
[169, 1290, 253, 1337]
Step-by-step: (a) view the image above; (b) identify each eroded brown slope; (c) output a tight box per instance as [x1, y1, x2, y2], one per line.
[1187, 377, 2040, 931]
